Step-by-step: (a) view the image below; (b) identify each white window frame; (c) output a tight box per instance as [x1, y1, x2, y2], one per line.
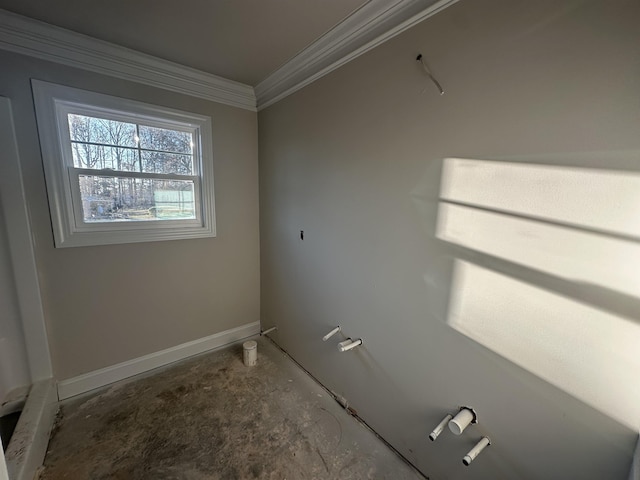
[32, 80, 216, 248]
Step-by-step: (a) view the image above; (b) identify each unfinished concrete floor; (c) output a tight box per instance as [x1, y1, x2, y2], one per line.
[40, 337, 425, 479]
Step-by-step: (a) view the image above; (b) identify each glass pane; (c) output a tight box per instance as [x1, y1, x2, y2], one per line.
[139, 125, 193, 154]
[141, 151, 193, 175]
[78, 175, 196, 222]
[68, 114, 137, 147]
[71, 143, 139, 171]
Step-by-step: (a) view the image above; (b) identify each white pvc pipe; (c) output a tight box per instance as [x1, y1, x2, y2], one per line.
[463, 437, 491, 466]
[338, 339, 362, 352]
[322, 326, 341, 341]
[449, 407, 475, 435]
[260, 326, 277, 336]
[429, 414, 453, 441]
[243, 341, 257, 367]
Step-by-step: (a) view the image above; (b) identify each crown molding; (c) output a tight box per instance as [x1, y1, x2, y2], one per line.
[0, 9, 257, 111]
[255, 0, 459, 110]
[0, 1, 458, 113]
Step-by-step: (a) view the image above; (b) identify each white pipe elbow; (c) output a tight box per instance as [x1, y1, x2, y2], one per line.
[338, 338, 362, 352]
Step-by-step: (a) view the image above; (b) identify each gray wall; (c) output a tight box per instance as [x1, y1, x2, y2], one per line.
[0, 194, 30, 403]
[631, 436, 640, 480]
[259, 0, 640, 478]
[0, 50, 260, 381]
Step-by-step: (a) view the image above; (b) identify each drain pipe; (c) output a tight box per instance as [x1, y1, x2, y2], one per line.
[448, 407, 477, 435]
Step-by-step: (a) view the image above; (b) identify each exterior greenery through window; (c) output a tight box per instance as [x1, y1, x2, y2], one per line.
[33, 80, 216, 247]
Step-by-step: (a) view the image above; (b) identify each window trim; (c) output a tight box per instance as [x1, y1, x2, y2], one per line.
[32, 79, 216, 247]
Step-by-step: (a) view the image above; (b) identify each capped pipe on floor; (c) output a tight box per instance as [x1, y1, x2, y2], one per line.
[322, 326, 341, 341]
[448, 407, 477, 435]
[243, 341, 257, 367]
[463, 437, 491, 466]
[338, 338, 362, 352]
[429, 414, 453, 441]
[261, 326, 277, 336]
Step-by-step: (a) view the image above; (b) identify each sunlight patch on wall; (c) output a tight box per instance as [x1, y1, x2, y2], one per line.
[440, 158, 640, 238]
[437, 158, 640, 430]
[437, 203, 640, 298]
[449, 260, 640, 430]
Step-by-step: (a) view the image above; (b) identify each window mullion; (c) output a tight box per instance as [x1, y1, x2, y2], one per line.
[135, 124, 143, 172]
[70, 167, 195, 182]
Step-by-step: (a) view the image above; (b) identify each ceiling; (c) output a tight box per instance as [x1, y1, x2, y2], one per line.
[0, 0, 369, 85]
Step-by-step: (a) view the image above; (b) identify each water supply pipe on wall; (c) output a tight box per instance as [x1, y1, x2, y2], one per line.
[463, 437, 491, 466]
[429, 414, 454, 441]
[338, 339, 362, 352]
[428, 406, 491, 466]
[260, 326, 277, 336]
[322, 326, 341, 341]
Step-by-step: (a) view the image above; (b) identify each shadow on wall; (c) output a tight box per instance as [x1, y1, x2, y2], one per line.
[416, 157, 640, 432]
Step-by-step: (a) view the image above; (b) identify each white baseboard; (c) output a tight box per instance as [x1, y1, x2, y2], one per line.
[5, 379, 57, 480]
[57, 321, 260, 400]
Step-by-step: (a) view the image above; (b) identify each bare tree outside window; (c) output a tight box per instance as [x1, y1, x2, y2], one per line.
[33, 80, 215, 247]
[68, 114, 196, 222]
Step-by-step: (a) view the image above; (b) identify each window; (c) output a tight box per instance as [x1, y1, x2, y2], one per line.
[32, 80, 216, 247]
